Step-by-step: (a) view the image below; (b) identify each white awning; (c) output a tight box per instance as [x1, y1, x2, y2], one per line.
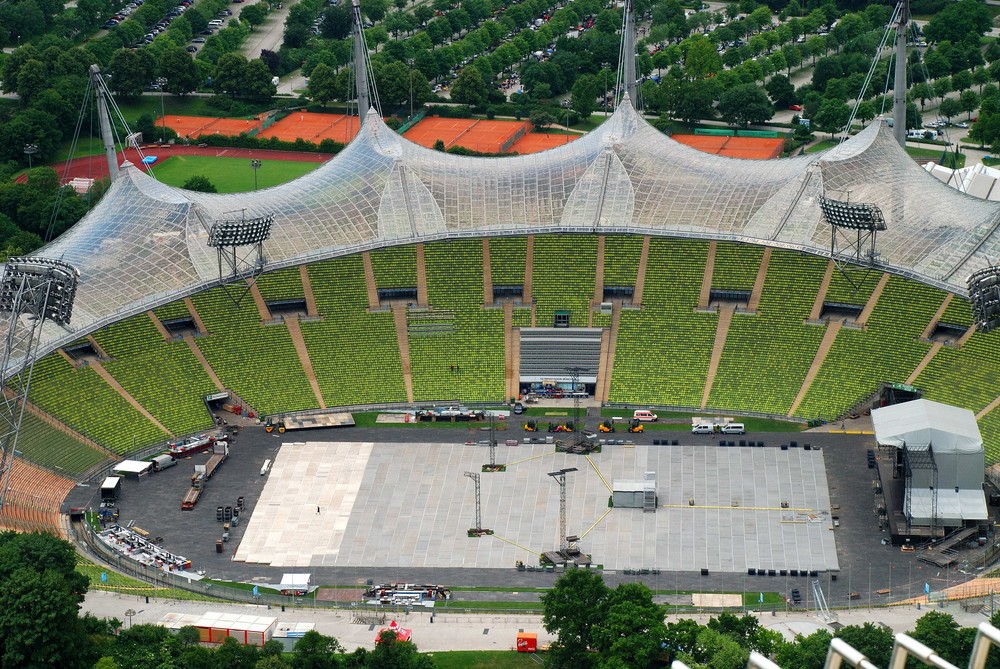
[113, 460, 152, 474]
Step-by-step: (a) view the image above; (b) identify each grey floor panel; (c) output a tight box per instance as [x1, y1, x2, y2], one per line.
[234, 442, 839, 572]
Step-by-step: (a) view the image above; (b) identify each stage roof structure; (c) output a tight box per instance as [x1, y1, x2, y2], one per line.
[871, 399, 983, 455]
[8, 100, 1000, 377]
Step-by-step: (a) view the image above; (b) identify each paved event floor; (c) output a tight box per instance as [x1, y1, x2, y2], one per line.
[233, 440, 837, 573]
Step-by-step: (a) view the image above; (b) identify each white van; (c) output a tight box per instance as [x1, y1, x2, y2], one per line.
[633, 410, 658, 422]
[721, 423, 745, 435]
[692, 423, 713, 434]
[151, 454, 176, 472]
[208, 18, 224, 26]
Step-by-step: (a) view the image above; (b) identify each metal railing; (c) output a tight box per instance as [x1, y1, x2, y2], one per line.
[671, 622, 1000, 669]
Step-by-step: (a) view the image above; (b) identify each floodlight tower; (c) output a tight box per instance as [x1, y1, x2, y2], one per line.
[208, 212, 273, 306]
[0, 258, 79, 507]
[820, 194, 886, 289]
[464, 471, 490, 536]
[547, 467, 578, 553]
[968, 265, 1000, 332]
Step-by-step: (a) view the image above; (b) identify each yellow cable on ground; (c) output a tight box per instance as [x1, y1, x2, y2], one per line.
[579, 508, 612, 539]
[585, 455, 613, 492]
[491, 533, 542, 556]
[505, 451, 555, 467]
[660, 504, 816, 512]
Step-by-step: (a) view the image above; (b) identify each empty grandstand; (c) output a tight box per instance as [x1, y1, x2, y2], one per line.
[5, 85, 1000, 550]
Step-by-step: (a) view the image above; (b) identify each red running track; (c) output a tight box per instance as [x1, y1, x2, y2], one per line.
[20, 146, 334, 184]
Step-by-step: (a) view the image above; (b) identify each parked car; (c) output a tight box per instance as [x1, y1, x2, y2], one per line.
[788, 104, 802, 111]
[790, 588, 802, 604]
[186, 45, 198, 52]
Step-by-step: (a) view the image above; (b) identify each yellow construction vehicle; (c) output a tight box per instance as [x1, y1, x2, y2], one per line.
[523, 420, 538, 432]
[626, 418, 644, 433]
[599, 419, 615, 433]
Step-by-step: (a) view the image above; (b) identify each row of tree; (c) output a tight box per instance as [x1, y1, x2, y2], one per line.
[541, 569, 1000, 669]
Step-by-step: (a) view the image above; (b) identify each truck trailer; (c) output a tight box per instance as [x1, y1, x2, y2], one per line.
[181, 486, 201, 510]
[203, 441, 229, 479]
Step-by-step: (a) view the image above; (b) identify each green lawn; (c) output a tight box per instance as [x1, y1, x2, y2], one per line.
[428, 651, 546, 668]
[151, 155, 320, 192]
[805, 139, 839, 153]
[906, 146, 965, 168]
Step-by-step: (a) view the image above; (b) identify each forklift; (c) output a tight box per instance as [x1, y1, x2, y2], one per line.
[523, 420, 538, 432]
[626, 418, 644, 433]
[599, 419, 615, 433]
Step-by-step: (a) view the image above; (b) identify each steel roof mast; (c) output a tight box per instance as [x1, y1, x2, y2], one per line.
[893, 0, 909, 148]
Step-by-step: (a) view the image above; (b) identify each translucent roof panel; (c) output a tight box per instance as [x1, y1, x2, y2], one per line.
[9, 100, 1000, 376]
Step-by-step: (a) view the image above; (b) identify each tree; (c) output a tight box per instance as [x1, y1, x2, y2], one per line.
[541, 570, 610, 669]
[835, 623, 894, 668]
[774, 629, 832, 669]
[449, 65, 488, 107]
[813, 98, 850, 138]
[0, 532, 93, 669]
[923, 0, 992, 45]
[244, 59, 277, 102]
[241, 3, 268, 30]
[160, 46, 199, 96]
[291, 630, 342, 669]
[911, 611, 970, 667]
[308, 63, 339, 107]
[591, 583, 666, 669]
[683, 34, 722, 80]
[960, 89, 981, 119]
[939, 96, 962, 122]
[14, 58, 49, 106]
[952, 69, 972, 93]
[570, 74, 598, 120]
[856, 100, 877, 125]
[368, 631, 433, 669]
[213, 53, 248, 97]
[911, 81, 933, 111]
[719, 83, 773, 127]
[183, 175, 217, 192]
[360, 0, 388, 22]
[529, 108, 556, 129]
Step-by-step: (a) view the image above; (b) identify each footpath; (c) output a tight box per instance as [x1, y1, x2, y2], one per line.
[81, 589, 994, 652]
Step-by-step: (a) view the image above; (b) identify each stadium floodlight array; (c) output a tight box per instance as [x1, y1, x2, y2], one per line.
[819, 196, 887, 232]
[0, 257, 80, 326]
[208, 215, 273, 248]
[967, 264, 1000, 332]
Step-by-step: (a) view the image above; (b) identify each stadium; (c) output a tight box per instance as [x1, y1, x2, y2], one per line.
[3, 1, 1000, 617]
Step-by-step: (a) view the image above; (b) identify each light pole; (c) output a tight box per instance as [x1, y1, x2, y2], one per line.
[603, 63, 610, 116]
[160, 85, 166, 143]
[408, 58, 414, 120]
[23, 144, 37, 169]
[250, 159, 261, 190]
[124, 608, 136, 629]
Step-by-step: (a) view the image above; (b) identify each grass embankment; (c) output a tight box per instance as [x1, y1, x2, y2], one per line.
[428, 651, 546, 668]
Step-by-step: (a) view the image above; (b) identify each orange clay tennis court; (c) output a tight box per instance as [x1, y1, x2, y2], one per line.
[672, 134, 784, 160]
[159, 115, 265, 139]
[257, 111, 362, 144]
[508, 131, 578, 154]
[155, 112, 595, 155]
